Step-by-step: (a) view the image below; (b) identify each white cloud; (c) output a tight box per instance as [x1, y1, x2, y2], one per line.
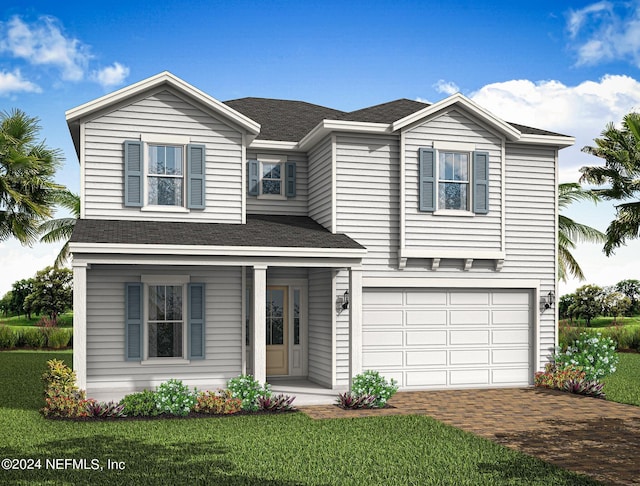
[91, 62, 129, 88]
[433, 79, 460, 96]
[566, 1, 640, 66]
[0, 240, 61, 297]
[0, 15, 91, 81]
[469, 75, 640, 181]
[0, 68, 41, 95]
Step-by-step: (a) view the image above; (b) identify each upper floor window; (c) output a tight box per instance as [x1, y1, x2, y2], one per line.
[148, 145, 184, 206]
[248, 156, 296, 199]
[124, 140, 206, 210]
[419, 147, 489, 215]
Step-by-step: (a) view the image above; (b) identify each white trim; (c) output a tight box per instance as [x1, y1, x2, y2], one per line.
[79, 123, 86, 219]
[257, 154, 287, 163]
[70, 242, 367, 259]
[250, 140, 298, 150]
[141, 206, 189, 213]
[501, 137, 506, 253]
[142, 281, 188, 361]
[241, 133, 247, 224]
[517, 134, 574, 148]
[399, 130, 406, 260]
[241, 267, 247, 374]
[65, 71, 260, 135]
[141, 274, 190, 285]
[363, 277, 540, 288]
[331, 270, 338, 386]
[393, 93, 521, 141]
[141, 133, 191, 145]
[72, 263, 88, 389]
[398, 248, 505, 260]
[299, 119, 390, 151]
[433, 210, 475, 217]
[331, 133, 337, 233]
[141, 358, 190, 366]
[349, 267, 363, 385]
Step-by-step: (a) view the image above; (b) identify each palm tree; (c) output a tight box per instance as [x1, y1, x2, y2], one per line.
[558, 183, 606, 282]
[0, 109, 62, 244]
[38, 189, 80, 267]
[580, 112, 640, 256]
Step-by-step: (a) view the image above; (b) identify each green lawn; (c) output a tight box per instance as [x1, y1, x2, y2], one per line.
[1, 311, 73, 330]
[0, 351, 599, 485]
[603, 353, 640, 406]
[562, 315, 640, 328]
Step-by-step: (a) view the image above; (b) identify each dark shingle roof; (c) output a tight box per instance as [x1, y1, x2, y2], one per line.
[70, 215, 365, 250]
[224, 97, 569, 142]
[224, 98, 345, 142]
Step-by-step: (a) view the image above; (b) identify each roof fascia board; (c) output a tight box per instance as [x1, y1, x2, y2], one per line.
[392, 93, 521, 141]
[65, 71, 260, 136]
[299, 119, 390, 150]
[69, 242, 367, 259]
[516, 134, 575, 148]
[249, 140, 299, 151]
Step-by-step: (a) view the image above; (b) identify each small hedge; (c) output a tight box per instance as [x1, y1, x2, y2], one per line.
[559, 323, 640, 352]
[0, 325, 72, 350]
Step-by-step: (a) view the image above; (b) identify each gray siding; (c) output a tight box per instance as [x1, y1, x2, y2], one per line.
[404, 110, 503, 251]
[246, 151, 309, 215]
[83, 89, 243, 223]
[307, 269, 333, 387]
[308, 137, 333, 230]
[85, 264, 242, 396]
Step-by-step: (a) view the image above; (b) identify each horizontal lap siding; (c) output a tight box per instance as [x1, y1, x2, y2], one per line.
[505, 143, 557, 367]
[307, 269, 332, 387]
[404, 110, 502, 251]
[308, 138, 333, 230]
[246, 150, 308, 215]
[84, 89, 243, 223]
[85, 265, 242, 394]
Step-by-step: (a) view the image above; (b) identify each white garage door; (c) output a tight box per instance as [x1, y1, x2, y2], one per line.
[362, 288, 533, 389]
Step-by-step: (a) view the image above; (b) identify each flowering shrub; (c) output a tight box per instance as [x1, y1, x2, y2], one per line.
[120, 390, 160, 417]
[554, 332, 619, 380]
[351, 370, 398, 408]
[42, 384, 91, 418]
[336, 392, 377, 409]
[563, 378, 606, 399]
[86, 400, 127, 418]
[155, 379, 197, 416]
[227, 375, 271, 412]
[194, 390, 242, 414]
[534, 363, 585, 389]
[258, 394, 296, 412]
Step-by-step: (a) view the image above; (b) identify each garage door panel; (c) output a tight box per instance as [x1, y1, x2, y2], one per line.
[450, 330, 490, 345]
[450, 310, 490, 325]
[492, 329, 529, 345]
[363, 288, 532, 389]
[406, 330, 447, 346]
[362, 331, 403, 347]
[450, 349, 490, 365]
[363, 310, 402, 326]
[406, 350, 447, 366]
[406, 310, 447, 326]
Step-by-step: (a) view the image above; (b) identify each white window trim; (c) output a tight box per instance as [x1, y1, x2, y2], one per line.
[141, 275, 190, 363]
[435, 148, 474, 215]
[143, 142, 188, 210]
[257, 154, 287, 200]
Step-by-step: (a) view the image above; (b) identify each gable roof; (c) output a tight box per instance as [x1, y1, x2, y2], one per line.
[337, 99, 429, 124]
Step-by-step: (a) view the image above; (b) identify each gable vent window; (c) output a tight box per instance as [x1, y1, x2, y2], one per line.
[124, 140, 206, 210]
[419, 147, 489, 215]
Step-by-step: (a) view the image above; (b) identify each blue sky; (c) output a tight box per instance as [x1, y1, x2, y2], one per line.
[1, 0, 640, 295]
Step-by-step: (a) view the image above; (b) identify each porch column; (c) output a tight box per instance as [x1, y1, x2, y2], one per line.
[252, 265, 267, 384]
[72, 262, 88, 390]
[349, 266, 363, 387]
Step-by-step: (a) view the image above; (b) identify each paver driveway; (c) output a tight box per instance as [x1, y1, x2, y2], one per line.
[302, 388, 640, 486]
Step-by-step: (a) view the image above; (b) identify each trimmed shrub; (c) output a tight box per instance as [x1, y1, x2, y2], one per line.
[120, 390, 159, 417]
[41, 359, 89, 418]
[554, 332, 619, 380]
[42, 359, 77, 390]
[534, 363, 586, 389]
[194, 390, 242, 414]
[47, 328, 72, 349]
[21, 327, 46, 348]
[336, 392, 377, 409]
[0, 325, 18, 349]
[155, 379, 197, 416]
[227, 375, 271, 412]
[351, 370, 398, 408]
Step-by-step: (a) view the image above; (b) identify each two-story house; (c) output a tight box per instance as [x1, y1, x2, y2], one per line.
[66, 72, 573, 401]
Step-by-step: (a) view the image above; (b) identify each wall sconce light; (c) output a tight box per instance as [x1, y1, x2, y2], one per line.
[542, 291, 555, 311]
[336, 290, 350, 314]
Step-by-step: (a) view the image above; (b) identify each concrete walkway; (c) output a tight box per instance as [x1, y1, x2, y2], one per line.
[301, 388, 640, 486]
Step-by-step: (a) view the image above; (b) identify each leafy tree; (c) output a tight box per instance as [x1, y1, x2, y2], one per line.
[0, 109, 63, 244]
[601, 289, 631, 323]
[568, 284, 604, 326]
[23, 266, 72, 323]
[0, 291, 12, 317]
[615, 279, 640, 315]
[11, 278, 34, 318]
[38, 189, 80, 267]
[580, 112, 640, 255]
[558, 183, 606, 282]
[558, 293, 575, 320]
